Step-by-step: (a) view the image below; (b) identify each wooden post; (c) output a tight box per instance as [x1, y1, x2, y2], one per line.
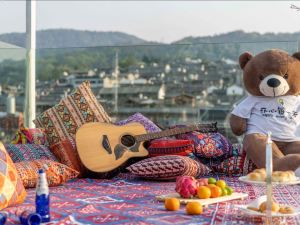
[24, 0, 36, 128]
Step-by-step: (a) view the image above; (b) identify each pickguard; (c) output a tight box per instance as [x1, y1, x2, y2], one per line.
[114, 142, 141, 160]
[102, 135, 112, 154]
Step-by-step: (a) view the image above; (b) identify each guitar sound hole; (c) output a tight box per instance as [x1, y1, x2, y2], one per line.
[121, 135, 136, 147]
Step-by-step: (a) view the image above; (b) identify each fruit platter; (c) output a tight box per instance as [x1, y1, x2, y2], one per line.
[156, 176, 248, 207]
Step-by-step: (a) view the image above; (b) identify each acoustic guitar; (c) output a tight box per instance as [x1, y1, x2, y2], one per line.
[76, 122, 217, 173]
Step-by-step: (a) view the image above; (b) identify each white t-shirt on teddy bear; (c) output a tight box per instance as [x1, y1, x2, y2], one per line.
[232, 95, 300, 142]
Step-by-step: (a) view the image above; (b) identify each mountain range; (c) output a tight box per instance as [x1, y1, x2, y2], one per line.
[0, 29, 299, 48]
[0, 29, 300, 85]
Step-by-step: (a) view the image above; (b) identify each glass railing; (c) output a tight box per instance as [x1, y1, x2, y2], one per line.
[0, 41, 299, 143]
[0, 46, 26, 142]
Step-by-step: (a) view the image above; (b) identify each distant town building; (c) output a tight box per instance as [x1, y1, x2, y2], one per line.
[226, 84, 244, 96]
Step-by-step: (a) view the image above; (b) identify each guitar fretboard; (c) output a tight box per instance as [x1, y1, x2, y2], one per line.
[135, 123, 217, 142]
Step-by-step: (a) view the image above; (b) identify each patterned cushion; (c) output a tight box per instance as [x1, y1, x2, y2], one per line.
[147, 139, 194, 157]
[4, 144, 57, 163]
[0, 142, 26, 210]
[115, 113, 161, 133]
[50, 138, 84, 174]
[11, 126, 48, 146]
[126, 155, 211, 180]
[34, 81, 111, 146]
[34, 81, 111, 175]
[177, 132, 231, 159]
[15, 159, 79, 188]
[212, 145, 256, 176]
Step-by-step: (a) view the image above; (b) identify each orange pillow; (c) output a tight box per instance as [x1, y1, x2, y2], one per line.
[0, 142, 26, 209]
[15, 159, 79, 188]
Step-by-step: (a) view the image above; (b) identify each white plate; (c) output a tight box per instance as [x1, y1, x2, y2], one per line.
[239, 176, 300, 185]
[235, 196, 300, 218]
[236, 205, 300, 218]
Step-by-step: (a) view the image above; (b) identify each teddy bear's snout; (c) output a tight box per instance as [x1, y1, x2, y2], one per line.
[267, 78, 281, 88]
[259, 74, 290, 97]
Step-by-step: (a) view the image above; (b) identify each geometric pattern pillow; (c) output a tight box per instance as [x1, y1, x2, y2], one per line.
[0, 142, 26, 210]
[15, 159, 79, 188]
[4, 144, 58, 163]
[33, 81, 112, 146]
[147, 139, 194, 157]
[126, 155, 211, 180]
[11, 126, 48, 146]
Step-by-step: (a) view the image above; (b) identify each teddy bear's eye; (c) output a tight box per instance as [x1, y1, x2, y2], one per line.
[284, 74, 288, 79]
[259, 75, 264, 81]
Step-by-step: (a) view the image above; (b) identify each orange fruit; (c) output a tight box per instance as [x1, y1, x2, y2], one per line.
[197, 186, 211, 199]
[207, 184, 216, 188]
[165, 198, 180, 211]
[216, 180, 226, 189]
[210, 186, 222, 198]
[186, 202, 203, 215]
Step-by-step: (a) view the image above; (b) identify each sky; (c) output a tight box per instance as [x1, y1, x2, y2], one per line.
[0, 1, 299, 43]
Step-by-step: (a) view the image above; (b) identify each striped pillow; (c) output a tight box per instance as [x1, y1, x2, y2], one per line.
[126, 155, 211, 180]
[147, 139, 194, 157]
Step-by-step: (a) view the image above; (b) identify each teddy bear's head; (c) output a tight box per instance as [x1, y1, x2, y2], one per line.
[239, 49, 300, 97]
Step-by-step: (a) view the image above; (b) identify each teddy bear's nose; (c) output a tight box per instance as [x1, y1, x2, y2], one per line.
[267, 78, 281, 88]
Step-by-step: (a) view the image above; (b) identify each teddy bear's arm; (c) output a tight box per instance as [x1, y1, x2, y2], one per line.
[230, 114, 247, 136]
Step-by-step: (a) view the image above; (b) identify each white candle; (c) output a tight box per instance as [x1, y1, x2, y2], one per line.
[266, 131, 273, 223]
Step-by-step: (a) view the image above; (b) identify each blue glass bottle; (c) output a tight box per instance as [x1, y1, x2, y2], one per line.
[19, 211, 41, 225]
[0, 211, 7, 225]
[35, 169, 50, 223]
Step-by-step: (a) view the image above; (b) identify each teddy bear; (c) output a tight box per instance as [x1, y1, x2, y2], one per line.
[230, 49, 300, 176]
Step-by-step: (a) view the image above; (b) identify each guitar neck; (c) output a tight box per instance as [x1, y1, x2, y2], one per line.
[135, 122, 217, 142]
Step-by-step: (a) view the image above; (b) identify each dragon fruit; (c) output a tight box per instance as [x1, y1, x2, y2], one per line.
[175, 176, 198, 198]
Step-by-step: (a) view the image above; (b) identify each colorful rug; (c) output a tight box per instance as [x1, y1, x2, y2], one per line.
[4, 174, 300, 225]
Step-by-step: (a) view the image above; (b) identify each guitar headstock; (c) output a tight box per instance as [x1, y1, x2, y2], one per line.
[196, 122, 218, 133]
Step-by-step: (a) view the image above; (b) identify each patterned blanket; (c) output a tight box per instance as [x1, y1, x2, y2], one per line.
[4, 174, 300, 225]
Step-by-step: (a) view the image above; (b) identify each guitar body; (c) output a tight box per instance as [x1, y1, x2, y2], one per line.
[76, 122, 149, 173]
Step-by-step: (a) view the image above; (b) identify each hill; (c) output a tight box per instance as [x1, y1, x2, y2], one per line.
[0, 29, 148, 48]
[174, 30, 300, 44]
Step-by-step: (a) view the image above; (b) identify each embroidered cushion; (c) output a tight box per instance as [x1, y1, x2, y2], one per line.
[34, 81, 111, 146]
[177, 132, 231, 159]
[15, 159, 79, 188]
[147, 139, 194, 157]
[5, 144, 57, 163]
[126, 155, 211, 180]
[34, 81, 111, 176]
[0, 142, 26, 210]
[50, 138, 85, 174]
[115, 113, 161, 133]
[212, 144, 256, 175]
[11, 126, 48, 146]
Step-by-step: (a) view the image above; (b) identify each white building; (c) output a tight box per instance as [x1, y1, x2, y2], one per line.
[226, 84, 244, 96]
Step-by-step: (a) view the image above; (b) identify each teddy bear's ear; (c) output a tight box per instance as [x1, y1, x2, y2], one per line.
[239, 52, 253, 69]
[292, 51, 300, 61]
